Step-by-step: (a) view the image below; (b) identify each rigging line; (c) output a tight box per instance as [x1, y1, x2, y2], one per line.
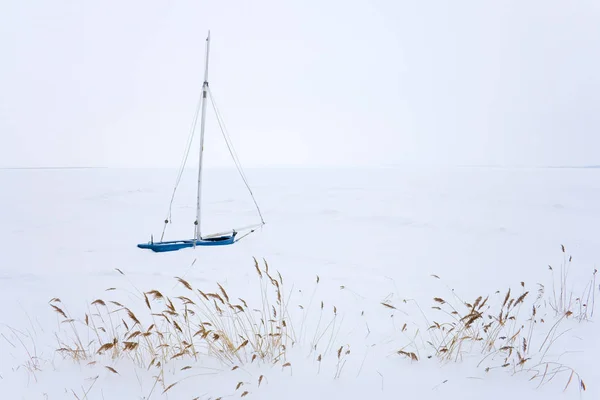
[202, 223, 264, 239]
[166, 97, 201, 220]
[207, 86, 254, 194]
[160, 88, 204, 241]
[207, 86, 265, 225]
[207, 86, 250, 185]
[234, 229, 258, 243]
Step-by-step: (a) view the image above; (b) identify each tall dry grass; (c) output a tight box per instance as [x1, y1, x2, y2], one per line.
[425, 282, 586, 392]
[43, 245, 597, 396]
[548, 245, 597, 321]
[50, 258, 343, 397]
[390, 245, 594, 393]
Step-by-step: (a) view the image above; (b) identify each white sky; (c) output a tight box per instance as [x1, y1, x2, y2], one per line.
[1, 0, 599, 168]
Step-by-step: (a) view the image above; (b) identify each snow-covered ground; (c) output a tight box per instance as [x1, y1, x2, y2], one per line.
[1, 166, 599, 399]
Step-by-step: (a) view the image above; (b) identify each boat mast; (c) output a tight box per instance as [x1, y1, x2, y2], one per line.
[195, 30, 211, 241]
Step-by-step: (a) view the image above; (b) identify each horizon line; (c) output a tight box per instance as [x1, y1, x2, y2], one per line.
[2, 164, 600, 170]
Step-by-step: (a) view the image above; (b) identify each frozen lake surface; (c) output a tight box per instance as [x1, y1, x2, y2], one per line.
[1, 166, 598, 399]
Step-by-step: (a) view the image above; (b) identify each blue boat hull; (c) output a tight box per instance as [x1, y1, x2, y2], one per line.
[137, 233, 236, 252]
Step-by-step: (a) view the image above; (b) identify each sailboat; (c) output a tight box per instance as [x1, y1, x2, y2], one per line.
[137, 31, 265, 252]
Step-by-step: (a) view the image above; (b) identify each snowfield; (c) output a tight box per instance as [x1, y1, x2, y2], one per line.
[1, 166, 599, 399]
